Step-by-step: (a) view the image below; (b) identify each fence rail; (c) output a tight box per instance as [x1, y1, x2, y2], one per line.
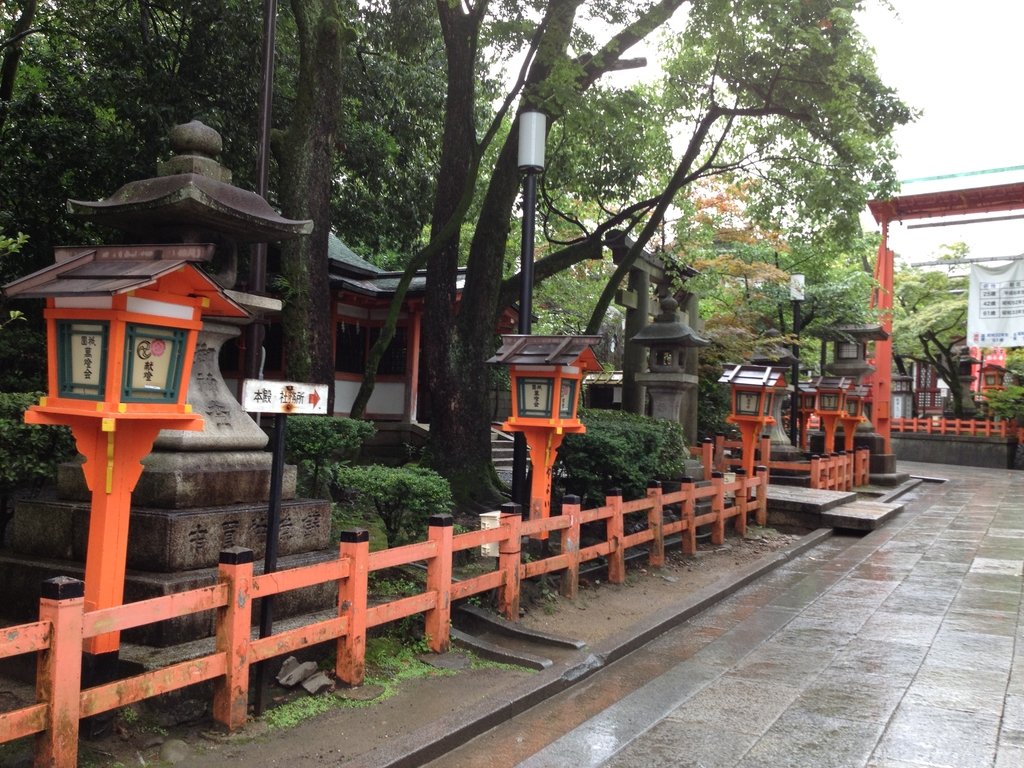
[891, 417, 1020, 439]
[0, 468, 769, 766]
[701, 435, 869, 491]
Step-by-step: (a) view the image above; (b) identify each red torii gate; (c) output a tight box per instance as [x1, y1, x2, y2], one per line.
[868, 180, 1024, 452]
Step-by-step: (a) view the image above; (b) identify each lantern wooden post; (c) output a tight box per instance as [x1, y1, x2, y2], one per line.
[719, 365, 786, 477]
[812, 375, 851, 454]
[838, 384, 867, 453]
[488, 335, 602, 539]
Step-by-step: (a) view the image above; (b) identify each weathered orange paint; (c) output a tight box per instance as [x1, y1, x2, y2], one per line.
[81, 656, 227, 718]
[335, 536, 368, 684]
[425, 519, 454, 653]
[253, 558, 348, 598]
[366, 593, 436, 627]
[212, 554, 253, 732]
[559, 498, 581, 600]
[606, 491, 625, 585]
[0, 621, 49, 658]
[35, 590, 83, 766]
[498, 510, 522, 621]
[252, 617, 347, 664]
[81, 583, 227, 637]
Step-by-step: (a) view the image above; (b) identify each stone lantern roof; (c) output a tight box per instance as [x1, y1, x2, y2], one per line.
[630, 297, 710, 348]
[749, 328, 797, 368]
[67, 120, 312, 243]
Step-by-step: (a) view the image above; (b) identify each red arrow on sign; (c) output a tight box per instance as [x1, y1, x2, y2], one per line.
[309, 390, 321, 408]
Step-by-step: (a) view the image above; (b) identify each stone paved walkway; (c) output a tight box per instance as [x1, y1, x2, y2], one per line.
[520, 461, 1024, 768]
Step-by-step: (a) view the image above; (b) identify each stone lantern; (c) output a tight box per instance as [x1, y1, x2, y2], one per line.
[0, 121, 334, 652]
[955, 348, 980, 417]
[631, 296, 709, 426]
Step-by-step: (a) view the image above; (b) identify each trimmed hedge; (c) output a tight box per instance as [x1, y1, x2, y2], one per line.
[554, 409, 687, 506]
[284, 415, 376, 497]
[329, 464, 453, 547]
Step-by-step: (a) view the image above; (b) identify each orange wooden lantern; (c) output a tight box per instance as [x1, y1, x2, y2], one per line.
[838, 384, 868, 451]
[719, 364, 786, 475]
[3, 244, 247, 654]
[797, 383, 817, 451]
[812, 375, 852, 454]
[489, 335, 602, 538]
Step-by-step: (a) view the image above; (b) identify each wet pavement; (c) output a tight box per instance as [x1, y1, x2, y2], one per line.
[500, 461, 1024, 768]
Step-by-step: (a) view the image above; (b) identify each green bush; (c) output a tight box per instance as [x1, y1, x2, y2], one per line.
[0, 392, 77, 537]
[284, 415, 376, 496]
[330, 464, 453, 547]
[983, 385, 1024, 421]
[554, 409, 687, 505]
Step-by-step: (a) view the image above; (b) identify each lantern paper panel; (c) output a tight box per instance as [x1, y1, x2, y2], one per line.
[58, 320, 109, 400]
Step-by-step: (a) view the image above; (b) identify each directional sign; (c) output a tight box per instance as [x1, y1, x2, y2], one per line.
[242, 378, 328, 415]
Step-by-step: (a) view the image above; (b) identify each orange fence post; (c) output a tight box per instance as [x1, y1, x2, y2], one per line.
[36, 576, 84, 767]
[710, 472, 725, 545]
[680, 477, 697, 555]
[212, 547, 254, 731]
[647, 481, 665, 569]
[337, 529, 369, 687]
[606, 489, 625, 584]
[809, 455, 821, 489]
[755, 465, 769, 526]
[560, 495, 582, 599]
[837, 452, 848, 490]
[701, 438, 714, 481]
[498, 503, 522, 621]
[425, 515, 454, 653]
[732, 469, 747, 536]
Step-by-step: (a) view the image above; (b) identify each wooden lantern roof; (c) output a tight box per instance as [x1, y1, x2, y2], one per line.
[488, 335, 603, 371]
[2, 243, 247, 318]
[718, 364, 787, 389]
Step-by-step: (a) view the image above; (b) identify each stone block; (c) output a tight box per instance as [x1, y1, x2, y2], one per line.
[57, 451, 297, 508]
[11, 497, 330, 572]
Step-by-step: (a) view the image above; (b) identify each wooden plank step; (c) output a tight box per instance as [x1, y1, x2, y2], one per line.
[822, 499, 906, 531]
[766, 485, 858, 514]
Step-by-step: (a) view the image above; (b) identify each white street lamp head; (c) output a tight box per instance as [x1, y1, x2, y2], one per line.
[518, 109, 547, 171]
[789, 273, 805, 301]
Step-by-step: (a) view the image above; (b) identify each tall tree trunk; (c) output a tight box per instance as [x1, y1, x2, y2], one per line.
[0, 0, 39, 137]
[278, 0, 350, 388]
[422, 3, 503, 507]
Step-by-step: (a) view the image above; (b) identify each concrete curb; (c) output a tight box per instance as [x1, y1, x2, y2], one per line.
[346, 527, 834, 768]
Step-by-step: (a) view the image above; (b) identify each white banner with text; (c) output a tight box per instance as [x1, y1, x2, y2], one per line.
[967, 260, 1024, 348]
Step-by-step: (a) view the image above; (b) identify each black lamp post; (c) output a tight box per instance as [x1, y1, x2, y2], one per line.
[511, 108, 547, 509]
[789, 273, 804, 447]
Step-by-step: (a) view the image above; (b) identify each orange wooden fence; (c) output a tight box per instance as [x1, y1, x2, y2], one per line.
[891, 416, 1021, 439]
[0, 469, 769, 766]
[701, 435, 869, 491]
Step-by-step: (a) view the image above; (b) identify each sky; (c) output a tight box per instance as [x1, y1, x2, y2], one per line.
[856, 0, 1024, 265]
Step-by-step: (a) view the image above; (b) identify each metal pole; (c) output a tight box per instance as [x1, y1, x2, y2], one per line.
[790, 298, 801, 447]
[254, 411, 286, 714]
[511, 170, 539, 509]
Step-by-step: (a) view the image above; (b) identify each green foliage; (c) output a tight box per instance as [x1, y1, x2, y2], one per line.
[284, 416, 376, 497]
[554, 410, 687, 505]
[330, 464, 453, 546]
[982, 386, 1024, 422]
[892, 254, 970, 414]
[0, 392, 77, 535]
